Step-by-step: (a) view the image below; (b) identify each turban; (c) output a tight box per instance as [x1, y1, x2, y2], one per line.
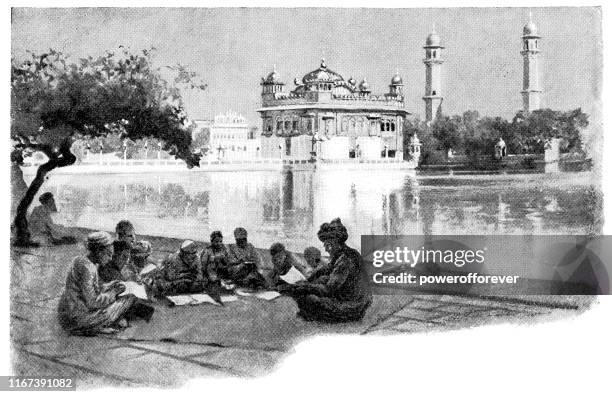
[317, 218, 348, 243]
[234, 227, 248, 239]
[180, 240, 198, 254]
[86, 231, 113, 250]
[132, 240, 152, 257]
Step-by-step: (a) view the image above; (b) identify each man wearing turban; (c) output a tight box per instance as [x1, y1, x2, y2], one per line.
[152, 240, 207, 296]
[279, 218, 372, 322]
[57, 231, 152, 335]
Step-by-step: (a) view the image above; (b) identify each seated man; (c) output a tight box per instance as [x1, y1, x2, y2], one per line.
[303, 246, 322, 278]
[28, 192, 77, 246]
[98, 240, 132, 283]
[226, 227, 266, 289]
[268, 242, 307, 288]
[120, 240, 157, 282]
[57, 231, 153, 336]
[280, 218, 372, 323]
[131, 240, 154, 272]
[152, 240, 206, 296]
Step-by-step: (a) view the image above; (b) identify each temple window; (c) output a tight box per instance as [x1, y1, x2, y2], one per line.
[293, 120, 299, 131]
[284, 120, 291, 131]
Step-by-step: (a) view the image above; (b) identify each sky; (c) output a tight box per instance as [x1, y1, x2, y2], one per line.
[11, 7, 602, 135]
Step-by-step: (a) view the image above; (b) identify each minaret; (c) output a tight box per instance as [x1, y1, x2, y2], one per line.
[521, 12, 542, 113]
[423, 25, 444, 122]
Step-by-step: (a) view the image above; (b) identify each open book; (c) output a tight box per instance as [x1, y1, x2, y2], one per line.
[119, 281, 149, 300]
[279, 265, 307, 284]
[235, 289, 281, 301]
[166, 293, 239, 306]
[139, 263, 158, 276]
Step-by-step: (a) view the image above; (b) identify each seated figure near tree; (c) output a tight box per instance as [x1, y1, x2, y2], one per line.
[57, 231, 153, 335]
[151, 240, 205, 296]
[28, 192, 77, 246]
[279, 218, 372, 323]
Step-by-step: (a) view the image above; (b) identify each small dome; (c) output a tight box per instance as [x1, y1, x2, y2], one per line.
[425, 32, 441, 47]
[302, 60, 344, 84]
[359, 78, 370, 91]
[348, 76, 356, 86]
[263, 66, 283, 85]
[391, 72, 403, 85]
[523, 21, 538, 36]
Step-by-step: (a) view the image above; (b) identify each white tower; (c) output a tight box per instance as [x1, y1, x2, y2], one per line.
[423, 25, 444, 122]
[521, 13, 542, 113]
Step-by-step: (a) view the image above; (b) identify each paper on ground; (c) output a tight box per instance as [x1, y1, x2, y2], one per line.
[235, 288, 254, 296]
[119, 281, 148, 300]
[139, 263, 158, 276]
[190, 293, 221, 305]
[167, 295, 196, 306]
[279, 266, 307, 284]
[167, 294, 235, 306]
[235, 289, 280, 300]
[253, 291, 281, 300]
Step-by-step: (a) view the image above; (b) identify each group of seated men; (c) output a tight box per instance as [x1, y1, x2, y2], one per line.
[55, 197, 372, 335]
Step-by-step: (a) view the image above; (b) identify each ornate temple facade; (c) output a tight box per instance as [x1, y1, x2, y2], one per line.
[257, 60, 409, 161]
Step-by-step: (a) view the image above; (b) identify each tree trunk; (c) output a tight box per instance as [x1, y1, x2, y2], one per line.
[12, 139, 76, 247]
[12, 160, 58, 246]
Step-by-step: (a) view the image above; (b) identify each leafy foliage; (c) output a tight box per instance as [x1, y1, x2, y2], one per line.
[403, 108, 589, 163]
[11, 47, 206, 167]
[10, 47, 207, 245]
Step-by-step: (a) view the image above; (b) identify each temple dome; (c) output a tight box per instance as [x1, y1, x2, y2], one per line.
[425, 31, 441, 47]
[391, 72, 403, 85]
[262, 67, 283, 85]
[348, 76, 356, 86]
[302, 59, 344, 84]
[359, 78, 370, 91]
[523, 21, 538, 36]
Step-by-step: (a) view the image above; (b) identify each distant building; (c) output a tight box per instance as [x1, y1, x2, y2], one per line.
[257, 60, 409, 161]
[423, 26, 444, 122]
[521, 13, 543, 113]
[195, 112, 260, 161]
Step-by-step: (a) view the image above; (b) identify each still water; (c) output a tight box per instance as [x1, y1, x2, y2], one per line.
[30, 169, 602, 253]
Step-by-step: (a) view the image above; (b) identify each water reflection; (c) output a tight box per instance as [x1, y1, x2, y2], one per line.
[35, 170, 602, 253]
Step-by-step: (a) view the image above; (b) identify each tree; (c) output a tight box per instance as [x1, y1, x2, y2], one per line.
[511, 108, 588, 154]
[431, 115, 462, 158]
[11, 48, 207, 246]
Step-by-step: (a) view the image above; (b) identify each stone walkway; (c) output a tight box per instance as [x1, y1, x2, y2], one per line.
[9, 236, 593, 388]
